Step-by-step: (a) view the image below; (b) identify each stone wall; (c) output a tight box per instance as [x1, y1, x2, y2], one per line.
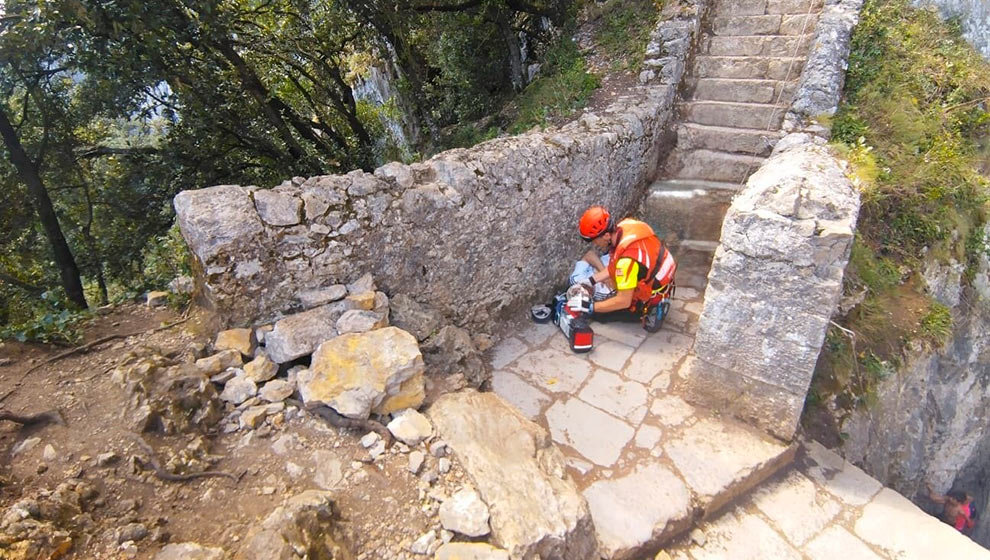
[783, 0, 865, 134]
[684, 135, 860, 440]
[173, 0, 707, 330]
[914, 0, 990, 59]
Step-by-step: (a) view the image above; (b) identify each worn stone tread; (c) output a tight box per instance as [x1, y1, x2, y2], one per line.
[693, 55, 806, 81]
[668, 148, 766, 183]
[678, 123, 784, 156]
[682, 101, 786, 130]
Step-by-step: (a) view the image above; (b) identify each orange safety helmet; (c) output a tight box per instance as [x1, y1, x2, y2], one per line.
[579, 206, 613, 241]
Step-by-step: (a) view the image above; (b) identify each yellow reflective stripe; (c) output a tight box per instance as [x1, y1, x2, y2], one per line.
[613, 258, 639, 291]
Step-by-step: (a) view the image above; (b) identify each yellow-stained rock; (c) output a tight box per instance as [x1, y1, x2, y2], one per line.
[215, 328, 256, 356]
[374, 375, 426, 416]
[299, 327, 424, 419]
[345, 291, 376, 311]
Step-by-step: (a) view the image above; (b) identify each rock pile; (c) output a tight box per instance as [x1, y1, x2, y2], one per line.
[179, 272, 489, 434]
[0, 478, 100, 560]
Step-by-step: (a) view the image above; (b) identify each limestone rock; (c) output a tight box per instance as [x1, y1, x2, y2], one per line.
[265, 302, 355, 363]
[410, 530, 438, 555]
[215, 328, 256, 357]
[336, 309, 387, 335]
[254, 190, 302, 226]
[439, 487, 491, 537]
[155, 543, 224, 560]
[221, 377, 258, 405]
[114, 348, 224, 434]
[240, 405, 269, 429]
[421, 326, 489, 387]
[346, 272, 376, 294]
[389, 294, 443, 342]
[243, 355, 278, 383]
[373, 291, 389, 315]
[236, 490, 351, 560]
[196, 350, 244, 377]
[168, 275, 194, 294]
[297, 285, 347, 309]
[259, 379, 295, 402]
[387, 409, 433, 446]
[434, 543, 509, 560]
[409, 451, 425, 474]
[299, 327, 425, 419]
[146, 291, 169, 307]
[428, 390, 597, 559]
[345, 291, 376, 311]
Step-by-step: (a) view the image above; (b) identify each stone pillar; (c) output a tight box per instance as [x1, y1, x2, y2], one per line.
[684, 135, 859, 440]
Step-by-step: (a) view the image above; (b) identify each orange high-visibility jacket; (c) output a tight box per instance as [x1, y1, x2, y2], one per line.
[606, 219, 675, 305]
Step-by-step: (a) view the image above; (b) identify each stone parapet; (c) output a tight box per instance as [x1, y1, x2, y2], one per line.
[783, 0, 865, 135]
[684, 134, 860, 440]
[173, 3, 709, 330]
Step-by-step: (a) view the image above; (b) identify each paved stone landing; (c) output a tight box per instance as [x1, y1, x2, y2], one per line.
[666, 440, 990, 559]
[489, 249, 795, 558]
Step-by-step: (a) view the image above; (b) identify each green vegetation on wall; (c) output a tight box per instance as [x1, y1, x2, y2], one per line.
[807, 0, 990, 430]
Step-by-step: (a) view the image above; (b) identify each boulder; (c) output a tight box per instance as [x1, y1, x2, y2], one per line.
[386, 409, 433, 446]
[373, 291, 389, 315]
[346, 272, 376, 294]
[298, 327, 425, 419]
[336, 310, 387, 335]
[220, 377, 258, 405]
[434, 543, 509, 560]
[167, 276, 195, 295]
[113, 348, 224, 434]
[422, 326, 489, 387]
[215, 328, 256, 357]
[146, 291, 169, 307]
[428, 390, 597, 559]
[389, 294, 443, 342]
[345, 291, 376, 311]
[259, 380, 295, 402]
[236, 491, 352, 560]
[240, 405, 269, 429]
[195, 350, 244, 377]
[265, 302, 355, 363]
[155, 543, 224, 560]
[296, 285, 347, 309]
[243, 355, 279, 383]
[439, 487, 491, 537]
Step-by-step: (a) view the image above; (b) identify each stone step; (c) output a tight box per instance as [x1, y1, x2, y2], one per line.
[678, 123, 784, 156]
[715, 0, 825, 16]
[682, 101, 786, 130]
[702, 34, 814, 57]
[713, 14, 818, 36]
[667, 148, 766, 183]
[679, 240, 721, 252]
[643, 179, 740, 243]
[689, 77, 795, 105]
[693, 55, 805, 81]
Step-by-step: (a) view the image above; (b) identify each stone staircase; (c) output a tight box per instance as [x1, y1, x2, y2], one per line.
[645, 0, 823, 250]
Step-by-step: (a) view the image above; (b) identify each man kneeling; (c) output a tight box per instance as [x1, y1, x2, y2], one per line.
[570, 205, 676, 332]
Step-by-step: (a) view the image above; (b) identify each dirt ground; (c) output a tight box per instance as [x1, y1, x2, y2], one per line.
[0, 303, 473, 559]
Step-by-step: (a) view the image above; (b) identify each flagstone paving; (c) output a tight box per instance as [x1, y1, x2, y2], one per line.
[489, 247, 796, 557]
[665, 441, 990, 560]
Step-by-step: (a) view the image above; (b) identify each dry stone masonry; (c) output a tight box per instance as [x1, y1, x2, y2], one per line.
[685, 136, 859, 440]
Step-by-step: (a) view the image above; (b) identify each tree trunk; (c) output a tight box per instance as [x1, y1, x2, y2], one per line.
[0, 107, 88, 309]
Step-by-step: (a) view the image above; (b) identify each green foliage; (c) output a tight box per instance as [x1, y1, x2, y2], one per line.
[919, 301, 953, 344]
[834, 0, 990, 261]
[509, 38, 601, 133]
[808, 0, 990, 425]
[0, 292, 89, 344]
[593, 0, 660, 72]
[848, 239, 901, 293]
